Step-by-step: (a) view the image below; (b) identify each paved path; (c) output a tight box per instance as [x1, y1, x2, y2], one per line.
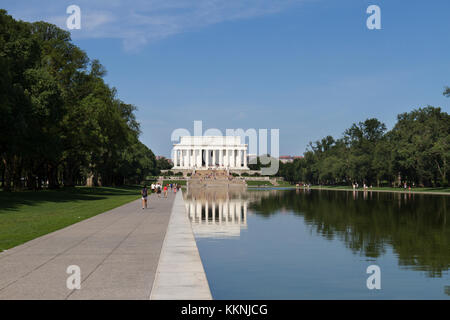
[0, 191, 175, 300]
[151, 191, 212, 300]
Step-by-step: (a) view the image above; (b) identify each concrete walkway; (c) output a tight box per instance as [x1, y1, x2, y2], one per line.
[0, 191, 175, 300]
[151, 191, 212, 300]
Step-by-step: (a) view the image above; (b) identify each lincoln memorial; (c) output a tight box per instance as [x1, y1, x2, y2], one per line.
[172, 136, 249, 170]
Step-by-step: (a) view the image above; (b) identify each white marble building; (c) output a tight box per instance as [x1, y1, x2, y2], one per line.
[172, 136, 249, 170]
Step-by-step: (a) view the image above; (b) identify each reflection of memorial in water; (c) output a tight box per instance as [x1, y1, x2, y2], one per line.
[184, 187, 249, 239]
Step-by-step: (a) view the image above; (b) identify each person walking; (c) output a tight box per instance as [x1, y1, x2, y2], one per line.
[157, 183, 162, 198]
[141, 185, 148, 209]
[164, 184, 168, 198]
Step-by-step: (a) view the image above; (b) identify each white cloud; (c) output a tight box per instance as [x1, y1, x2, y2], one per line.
[3, 0, 307, 51]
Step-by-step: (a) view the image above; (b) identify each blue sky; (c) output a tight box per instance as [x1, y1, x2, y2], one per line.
[2, 0, 449, 157]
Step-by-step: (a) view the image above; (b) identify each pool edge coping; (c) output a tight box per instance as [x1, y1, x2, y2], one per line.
[149, 190, 212, 300]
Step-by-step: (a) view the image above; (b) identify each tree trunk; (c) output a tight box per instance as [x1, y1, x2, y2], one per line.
[12, 156, 23, 191]
[64, 164, 75, 187]
[86, 173, 94, 187]
[47, 164, 59, 189]
[1, 162, 4, 189]
[2, 157, 12, 192]
[26, 172, 35, 190]
[36, 175, 42, 190]
[86, 172, 101, 187]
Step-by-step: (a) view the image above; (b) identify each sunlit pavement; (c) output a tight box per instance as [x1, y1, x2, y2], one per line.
[0, 192, 175, 300]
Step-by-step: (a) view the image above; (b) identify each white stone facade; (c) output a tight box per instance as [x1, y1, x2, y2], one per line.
[172, 136, 249, 170]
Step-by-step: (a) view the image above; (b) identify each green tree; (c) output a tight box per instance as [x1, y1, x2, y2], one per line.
[444, 86, 450, 97]
[0, 10, 157, 191]
[391, 107, 449, 187]
[343, 118, 387, 185]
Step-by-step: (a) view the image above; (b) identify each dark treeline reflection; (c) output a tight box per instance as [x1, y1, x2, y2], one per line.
[248, 190, 449, 277]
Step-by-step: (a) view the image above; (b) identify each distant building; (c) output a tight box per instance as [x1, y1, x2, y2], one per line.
[247, 153, 257, 166]
[279, 155, 303, 164]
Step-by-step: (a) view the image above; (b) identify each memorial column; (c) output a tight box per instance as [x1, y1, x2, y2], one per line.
[231, 149, 235, 168]
[243, 149, 247, 168]
[237, 150, 242, 168]
[173, 148, 178, 168]
[196, 149, 198, 168]
[185, 149, 189, 168]
[179, 149, 183, 168]
[186, 148, 190, 168]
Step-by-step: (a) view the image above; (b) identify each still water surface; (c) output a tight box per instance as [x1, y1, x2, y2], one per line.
[184, 188, 450, 299]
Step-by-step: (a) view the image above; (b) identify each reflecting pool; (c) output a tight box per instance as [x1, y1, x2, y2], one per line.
[184, 187, 450, 299]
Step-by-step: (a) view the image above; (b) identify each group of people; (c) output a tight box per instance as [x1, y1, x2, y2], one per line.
[353, 183, 373, 190]
[140, 182, 182, 209]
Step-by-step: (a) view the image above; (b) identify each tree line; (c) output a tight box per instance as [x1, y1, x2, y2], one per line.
[0, 10, 161, 191]
[278, 104, 449, 187]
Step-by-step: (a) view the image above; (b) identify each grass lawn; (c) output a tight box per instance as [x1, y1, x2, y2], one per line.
[246, 180, 274, 186]
[275, 181, 294, 187]
[0, 186, 141, 252]
[245, 182, 450, 193]
[308, 185, 450, 193]
[246, 180, 294, 187]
